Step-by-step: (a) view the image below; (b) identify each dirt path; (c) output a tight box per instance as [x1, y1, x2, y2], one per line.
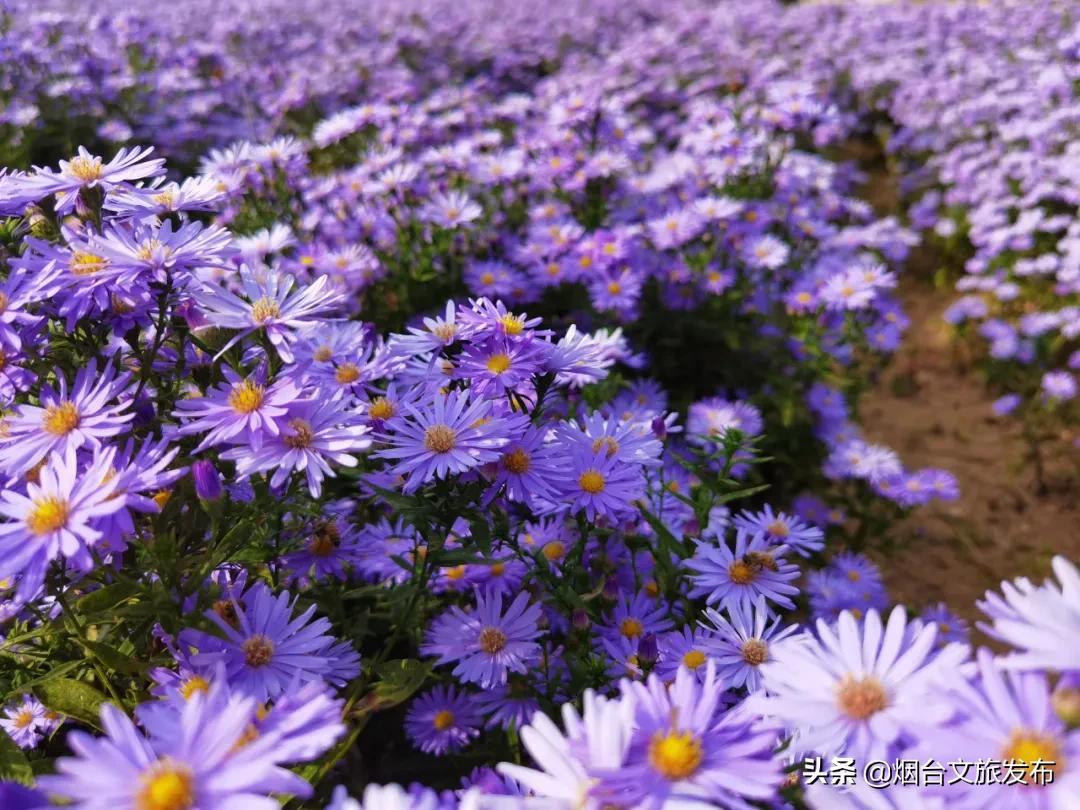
[844, 141, 1078, 618]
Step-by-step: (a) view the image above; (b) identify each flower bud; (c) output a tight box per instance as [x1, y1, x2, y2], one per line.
[191, 459, 223, 501]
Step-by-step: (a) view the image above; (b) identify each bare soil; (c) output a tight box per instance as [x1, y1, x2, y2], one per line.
[843, 140, 1078, 619]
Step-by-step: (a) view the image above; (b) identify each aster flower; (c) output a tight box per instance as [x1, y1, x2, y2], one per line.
[90, 218, 236, 284]
[420, 190, 482, 228]
[39, 677, 315, 809]
[377, 390, 512, 493]
[754, 607, 969, 763]
[390, 301, 469, 357]
[0, 358, 134, 477]
[702, 598, 801, 692]
[978, 556, 1080, 674]
[221, 396, 371, 497]
[173, 368, 304, 452]
[655, 627, 717, 682]
[918, 602, 970, 648]
[280, 514, 365, 585]
[180, 581, 359, 701]
[485, 426, 562, 508]
[552, 445, 646, 521]
[421, 590, 543, 688]
[597, 662, 782, 809]
[0, 448, 124, 598]
[0, 694, 47, 749]
[684, 531, 801, 614]
[195, 266, 344, 363]
[27, 145, 165, 212]
[912, 649, 1080, 807]
[599, 591, 675, 647]
[497, 689, 634, 808]
[734, 505, 824, 557]
[453, 338, 547, 396]
[405, 685, 484, 755]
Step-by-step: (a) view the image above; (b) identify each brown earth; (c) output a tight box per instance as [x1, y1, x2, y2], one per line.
[843, 141, 1078, 620]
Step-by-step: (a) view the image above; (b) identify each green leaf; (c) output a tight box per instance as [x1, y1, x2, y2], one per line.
[75, 582, 139, 615]
[0, 728, 33, 785]
[364, 659, 432, 713]
[34, 678, 109, 728]
[82, 640, 146, 674]
[469, 516, 492, 555]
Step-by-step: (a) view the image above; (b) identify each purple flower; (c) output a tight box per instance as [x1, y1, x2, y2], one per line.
[173, 368, 303, 452]
[755, 607, 968, 763]
[221, 396, 371, 497]
[40, 677, 316, 809]
[180, 581, 359, 702]
[1042, 370, 1077, 401]
[27, 146, 165, 213]
[598, 662, 782, 808]
[421, 590, 542, 688]
[553, 445, 646, 521]
[684, 531, 801, 614]
[376, 390, 512, 493]
[702, 597, 801, 692]
[420, 190, 482, 228]
[0, 695, 47, 748]
[0, 448, 124, 599]
[191, 460, 223, 501]
[734, 505, 824, 557]
[195, 266, 344, 363]
[0, 359, 133, 477]
[405, 685, 483, 755]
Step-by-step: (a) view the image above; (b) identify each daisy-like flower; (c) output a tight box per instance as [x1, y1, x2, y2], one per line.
[912, 649, 1080, 807]
[734, 505, 824, 557]
[195, 266, 344, 363]
[485, 426, 562, 508]
[701, 597, 801, 691]
[497, 689, 634, 808]
[39, 676, 317, 809]
[279, 513, 365, 585]
[420, 190, 482, 228]
[0, 263, 61, 353]
[27, 145, 165, 212]
[453, 338, 547, 396]
[743, 234, 790, 269]
[684, 531, 801, 614]
[421, 590, 543, 688]
[221, 396, 371, 498]
[0, 694, 47, 749]
[0, 448, 124, 599]
[686, 397, 764, 445]
[599, 591, 675, 647]
[180, 581, 360, 702]
[0, 358, 134, 477]
[405, 685, 484, 755]
[377, 390, 512, 493]
[754, 606, 969, 763]
[598, 662, 782, 809]
[819, 270, 876, 310]
[918, 602, 970, 649]
[104, 175, 226, 218]
[655, 627, 717, 682]
[90, 219, 236, 285]
[553, 445, 646, 521]
[173, 368, 304, 452]
[978, 556, 1080, 674]
[390, 301, 469, 357]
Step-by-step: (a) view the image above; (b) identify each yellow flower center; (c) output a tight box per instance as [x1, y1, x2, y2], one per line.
[648, 730, 703, 781]
[70, 251, 108, 276]
[227, 380, 264, 414]
[430, 322, 456, 342]
[445, 565, 466, 581]
[741, 638, 768, 666]
[68, 155, 104, 182]
[499, 314, 525, 335]
[335, 363, 361, 384]
[728, 561, 755, 585]
[152, 190, 176, 208]
[136, 239, 170, 262]
[180, 676, 210, 700]
[1002, 730, 1062, 784]
[27, 497, 69, 535]
[433, 710, 455, 731]
[423, 424, 457, 453]
[43, 401, 80, 435]
[313, 346, 333, 362]
[766, 520, 790, 538]
[12, 709, 34, 729]
[619, 617, 644, 639]
[250, 297, 280, 324]
[152, 490, 171, 509]
[501, 448, 531, 474]
[607, 281, 622, 295]
[542, 541, 566, 562]
[368, 396, 395, 420]
[283, 418, 314, 449]
[682, 650, 707, 670]
[135, 762, 195, 810]
[578, 469, 605, 494]
[478, 626, 508, 654]
[837, 676, 889, 720]
[847, 570, 861, 582]
[486, 353, 512, 374]
[242, 634, 275, 668]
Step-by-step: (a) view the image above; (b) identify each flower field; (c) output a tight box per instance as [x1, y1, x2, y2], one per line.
[0, 0, 1076, 807]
